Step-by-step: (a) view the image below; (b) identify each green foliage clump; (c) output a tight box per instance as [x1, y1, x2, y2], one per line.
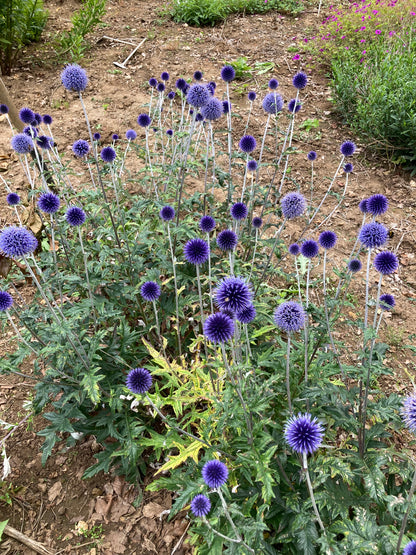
[0, 0, 48, 75]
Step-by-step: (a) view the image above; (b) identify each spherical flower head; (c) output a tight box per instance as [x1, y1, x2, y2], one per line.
[137, 113, 152, 128]
[140, 281, 161, 302]
[301, 239, 319, 259]
[112, 134, 119, 142]
[236, 304, 256, 324]
[373, 250, 398, 275]
[201, 97, 223, 121]
[379, 293, 395, 310]
[193, 70, 203, 81]
[206, 83, 215, 96]
[247, 159, 258, 172]
[222, 100, 230, 114]
[252, 216, 263, 229]
[200, 215, 216, 233]
[319, 230, 337, 250]
[348, 259, 362, 273]
[215, 276, 252, 313]
[359, 198, 369, 213]
[340, 140, 356, 156]
[343, 162, 353, 174]
[7, 193, 20, 206]
[159, 205, 175, 222]
[190, 494, 211, 517]
[359, 222, 388, 249]
[203, 312, 235, 343]
[157, 82, 165, 93]
[187, 84, 210, 108]
[149, 77, 158, 88]
[166, 129, 174, 136]
[72, 139, 90, 158]
[19, 107, 35, 124]
[195, 113, 204, 122]
[281, 192, 306, 220]
[274, 301, 306, 333]
[402, 395, 416, 434]
[403, 540, 416, 555]
[93, 132, 101, 141]
[61, 64, 88, 92]
[262, 92, 283, 115]
[0, 104, 9, 115]
[175, 78, 186, 91]
[230, 202, 248, 221]
[307, 150, 317, 162]
[216, 229, 238, 251]
[367, 194, 388, 216]
[161, 71, 170, 81]
[239, 135, 256, 154]
[184, 238, 209, 265]
[11, 133, 33, 154]
[100, 146, 116, 163]
[126, 367, 152, 395]
[288, 99, 302, 113]
[268, 78, 279, 89]
[208, 81, 217, 90]
[66, 206, 86, 227]
[43, 114, 52, 125]
[167, 91, 175, 100]
[126, 129, 137, 141]
[33, 113, 42, 126]
[0, 290, 13, 312]
[202, 460, 228, 488]
[0, 226, 38, 258]
[248, 91, 256, 101]
[289, 243, 300, 256]
[183, 84, 190, 94]
[38, 193, 60, 214]
[37, 135, 53, 150]
[220, 65, 235, 83]
[23, 125, 37, 138]
[284, 413, 324, 455]
[292, 71, 308, 90]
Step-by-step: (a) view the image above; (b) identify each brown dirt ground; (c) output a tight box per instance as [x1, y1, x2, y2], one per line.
[0, 0, 416, 553]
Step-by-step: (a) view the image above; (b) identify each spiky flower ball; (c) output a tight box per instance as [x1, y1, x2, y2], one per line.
[193, 70, 203, 81]
[236, 304, 256, 324]
[72, 139, 90, 158]
[187, 84, 210, 108]
[43, 114, 52, 125]
[301, 240, 319, 259]
[292, 71, 308, 89]
[373, 251, 399, 275]
[284, 413, 324, 455]
[159, 205, 175, 222]
[126, 129, 137, 141]
[66, 206, 86, 227]
[215, 277, 252, 313]
[274, 301, 306, 333]
[252, 216, 263, 229]
[203, 312, 235, 343]
[137, 113, 152, 127]
[0, 291, 13, 312]
[175, 78, 186, 91]
[0, 226, 38, 258]
[19, 107, 35, 124]
[100, 146, 116, 163]
[268, 78, 279, 89]
[402, 395, 416, 433]
[359, 222, 388, 249]
[93, 132, 101, 141]
[359, 198, 369, 213]
[6, 193, 20, 206]
[201, 97, 223, 121]
[11, 133, 33, 154]
[191, 494, 211, 517]
[61, 64, 88, 92]
[184, 238, 209, 265]
[36, 136, 53, 150]
[289, 243, 300, 256]
[157, 83, 165, 93]
[0, 104, 9, 114]
[343, 163, 353, 174]
[340, 140, 356, 157]
[307, 151, 317, 161]
[367, 194, 388, 216]
[348, 259, 362, 273]
[37, 193, 60, 214]
[281, 192, 306, 220]
[262, 92, 283, 115]
[248, 91, 257, 101]
[23, 125, 37, 138]
[161, 71, 169, 81]
[202, 460, 229, 488]
[379, 293, 395, 310]
[220, 65, 235, 83]
[288, 99, 302, 113]
[319, 230, 337, 250]
[200, 215, 216, 233]
[126, 367, 152, 395]
[230, 202, 248, 221]
[140, 281, 161, 302]
[216, 229, 238, 251]
[403, 540, 416, 555]
[239, 135, 256, 153]
[149, 77, 158, 88]
[247, 159, 258, 172]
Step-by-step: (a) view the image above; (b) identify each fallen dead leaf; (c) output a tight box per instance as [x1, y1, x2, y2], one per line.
[47, 480, 62, 503]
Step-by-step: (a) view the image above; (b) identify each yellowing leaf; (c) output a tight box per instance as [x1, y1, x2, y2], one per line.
[156, 440, 203, 474]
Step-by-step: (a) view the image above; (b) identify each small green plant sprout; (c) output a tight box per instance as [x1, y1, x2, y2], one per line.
[228, 56, 253, 80]
[254, 61, 275, 75]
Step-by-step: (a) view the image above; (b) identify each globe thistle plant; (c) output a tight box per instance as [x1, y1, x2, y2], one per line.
[6, 193, 20, 206]
[100, 146, 116, 164]
[0, 290, 13, 312]
[37, 193, 60, 214]
[140, 281, 161, 302]
[230, 202, 248, 221]
[126, 367, 152, 395]
[373, 251, 399, 275]
[274, 301, 306, 333]
[215, 276, 252, 313]
[203, 312, 235, 344]
[11, 134, 34, 155]
[292, 71, 308, 90]
[348, 259, 362, 273]
[66, 206, 86, 227]
[340, 140, 356, 157]
[0, 226, 38, 258]
[72, 139, 90, 158]
[367, 194, 388, 216]
[187, 84, 210, 108]
[191, 494, 211, 517]
[19, 107, 35, 124]
[202, 459, 229, 488]
[160, 205, 175, 222]
[199, 215, 216, 233]
[61, 64, 88, 92]
[281, 192, 306, 220]
[379, 293, 395, 310]
[239, 135, 257, 153]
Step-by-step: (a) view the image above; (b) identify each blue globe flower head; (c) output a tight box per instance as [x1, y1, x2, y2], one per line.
[195, 113, 204, 122]
[157, 82, 165, 93]
[301, 239, 319, 259]
[379, 293, 395, 310]
[93, 132, 101, 141]
[61, 64, 88, 92]
[403, 540, 416, 555]
[288, 99, 302, 113]
[175, 78, 186, 91]
[167, 91, 175, 100]
[215, 276, 252, 313]
[319, 230, 337, 250]
[359, 198, 369, 213]
[274, 300, 306, 333]
[343, 162, 353, 174]
[247, 159, 258, 172]
[284, 413, 324, 455]
[149, 77, 158, 88]
[42, 114, 53, 125]
[166, 129, 174, 136]
[190, 494, 211, 517]
[268, 78, 279, 90]
[201, 97, 223, 121]
[367, 194, 388, 216]
[160, 205, 175, 222]
[6, 193, 20, 206]
[236, 304, 256, 324]
[239, 135, 256, 153]
[248, 91, 257, 101]
[137, 113, 152, 128]
[252, 216, 263, 229]
[281, 192, 306, 220]
[200, 215, 216, 233]
[230, 202, 248, 221]
[221, 308, 235, 320]
[100, 146, 116, 164]
[209, 81, 217, 91]
[202, 459, 229, 488]
[11, 133, 34, 155]
[37, 193, 60, 214]
[203, 312, 235, 343]
[402, 395, 416, 434]
[66, 206, 86, 227]
[126, 129, 137, 141]
[0, 226, 38, 258]
[359, 222, 388, 249]
[0, 104, 9, 115]
[348, 259, 362, 273]
[340, 140, 356, 157]
[19, 107, 35, 124]
[23, 125, 37, 138]
[373, 251, 399, 275]
[140, 281, 161, 302]
[262, 92, 284, 115]
[161, 71, 170, 81]
[72, 139, 90, 158]
[205, 83, 215, 96]
[0, 291, 13, 312]
[126, 367, 152, 395]
[112, 134, 119, 142]
[33, 113, 42, 126]
[222, 100, 230, 114]
[183, 84, 190, 95]
[307, 151, 317, 161]
[184, 238, 209, 265]
[220, 65, 235, 83]
[289, 243, 300, 256]
[37, 135, 53, 150]
[216, 229, 238, 251]
[193, 70, 203, 81]
[292, 71, 308, 90]
[187, 84, 210, 108]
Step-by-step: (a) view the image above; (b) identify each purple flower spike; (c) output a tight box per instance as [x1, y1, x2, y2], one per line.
[6, 193, 20, 206]
[307, 151, 317, 161]
[402, 395, 416, 434]
[403, 540, 416, 555]
[252, 216, 263, 229]
[11, 134, 33, 154]
[202, 460, 229, 488]
[247, 160, 258, 172]
[19, 107, 35, 124]
[262, 92, 283, 115]
[187, 84, 210, 108]
[126, 129, 137, 141]
[137, 113, 152, 127]
[201, 97, 223, 121]
[268, 78, 279, 89]
[379, 293, 395, 310]
[284, 413, 324, 454]
[72, 139, 90, 158]
[359, 198, 369, 213]
[100, 146, 116, 163]
[289, 243, 300, 256]
[248, 91, 256, 101]
[236, 304, 256, 324]
[348, 259, 362, 273]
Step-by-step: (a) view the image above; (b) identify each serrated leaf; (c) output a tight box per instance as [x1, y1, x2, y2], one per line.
[156, 440, 203, 474]
[80, 370, 105, 404]
[0, 520, 8, 541]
